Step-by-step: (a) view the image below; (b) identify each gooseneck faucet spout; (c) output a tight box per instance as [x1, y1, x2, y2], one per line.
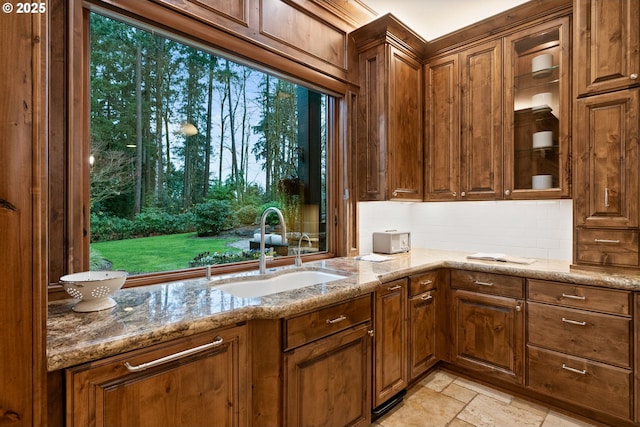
[295, 233, 312, 267]
[259, 207, 287, 274]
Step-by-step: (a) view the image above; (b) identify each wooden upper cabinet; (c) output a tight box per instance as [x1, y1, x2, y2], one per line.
[575, 0, 640, 96]
[353, 15, 426, 201]
[574, 89, 639, 229]
[425, 54, 460, 201]
[424, 39, 503, 201]
[459, 39, 503, 200]
[503, 17, 572, 199]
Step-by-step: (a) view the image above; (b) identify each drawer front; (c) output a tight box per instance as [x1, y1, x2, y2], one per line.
[527, 279, 630, 315]
[409, 271, 438, 296]
[284, 295, 371, 350]
[576, 228, 639, 267]
[527, 346, 632, 420]
[450, 270, 524, 298]
[527, 302, 631, 367]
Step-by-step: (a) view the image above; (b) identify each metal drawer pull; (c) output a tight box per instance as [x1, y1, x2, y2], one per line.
[419, 280, 433, 286]
[561, 293, 586, 300]
[421, 294, 433, 301]
[387, 285, 402, 291]
[604, 187, 609, 208]
[562, 364, 587, 375]
[124, 336, 224, 372]
[473, 280, 494, 287]
[594, 239, 621, 244]
[562, 317, 587, 326]
[326, 315, 347, 324]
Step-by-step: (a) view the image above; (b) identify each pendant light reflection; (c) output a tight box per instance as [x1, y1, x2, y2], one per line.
[180, 121, 198, 137]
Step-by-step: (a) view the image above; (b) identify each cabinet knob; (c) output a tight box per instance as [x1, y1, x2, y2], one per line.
[461, 191, 466, 197]
[504, 189, 511, 196]
[515, 304, 522, 312]
[367, 330, 374, 337]
[631, 73, 638, 80]
[452, 192, 457, 197]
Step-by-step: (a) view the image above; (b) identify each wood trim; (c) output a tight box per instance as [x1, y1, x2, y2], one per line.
[0, 7, 48, 426]
[426, 0, 572, 58]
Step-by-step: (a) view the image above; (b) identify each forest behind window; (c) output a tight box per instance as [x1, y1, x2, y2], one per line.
[89, 12, 328, 275]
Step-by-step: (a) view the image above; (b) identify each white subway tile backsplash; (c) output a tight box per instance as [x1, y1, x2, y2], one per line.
[358, 199, 573, 261]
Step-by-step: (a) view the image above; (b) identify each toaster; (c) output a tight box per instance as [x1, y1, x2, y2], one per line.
[372, 231, 411, 254]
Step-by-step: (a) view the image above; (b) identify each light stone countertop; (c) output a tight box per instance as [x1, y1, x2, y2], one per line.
[47, 248, 640, 372]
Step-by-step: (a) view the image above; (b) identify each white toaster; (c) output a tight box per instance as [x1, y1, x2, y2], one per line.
[372, 231, 411, 254]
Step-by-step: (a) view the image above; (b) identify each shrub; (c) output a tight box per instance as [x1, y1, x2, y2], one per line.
[189, 250, 260, 267]
[235, 204, 261, 225]
[192, 199, 233, 236]
[90, 213, 135, 242]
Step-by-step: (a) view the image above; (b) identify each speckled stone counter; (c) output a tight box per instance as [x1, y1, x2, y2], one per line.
[47, 248, 640, 372]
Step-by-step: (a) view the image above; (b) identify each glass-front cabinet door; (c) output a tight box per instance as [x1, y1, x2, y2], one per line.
[504, 17, 571, 199]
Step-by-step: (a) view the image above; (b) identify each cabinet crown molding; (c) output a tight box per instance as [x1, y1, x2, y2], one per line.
[350, 13, 427, 59]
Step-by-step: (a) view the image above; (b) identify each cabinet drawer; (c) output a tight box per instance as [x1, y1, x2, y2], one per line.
[284, 296, 371, 350]
[527, 346, 632, 420]
[527, 302, 631, 367]
[576, 229, 639, 267]
[409, 271, 438, 296]
[527, 279, 630, 315]
[451, 270, 524, 298]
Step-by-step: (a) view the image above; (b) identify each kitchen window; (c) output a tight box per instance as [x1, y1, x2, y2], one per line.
[89, 11, 330, 276]
[52, 6, 340, 286]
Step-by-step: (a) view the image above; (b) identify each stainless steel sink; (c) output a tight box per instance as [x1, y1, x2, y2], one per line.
[211, 269, 349, 298]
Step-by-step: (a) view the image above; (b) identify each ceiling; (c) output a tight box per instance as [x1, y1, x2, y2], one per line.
[358, 0, 532, 41]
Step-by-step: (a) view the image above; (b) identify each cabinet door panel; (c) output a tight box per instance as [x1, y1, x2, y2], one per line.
[374, 279, 408, 406]
[425, 54, 459, 201]
[575, 0, 640, 95]
[389, 47, 423, 200]
[284, 323, 371, 427]
[460, 39, 503, 200]
[574, 89, 639, 228]
[66, 326, 247, 427]
[452, 289, 524, 384]
[409, 290, 437, 380]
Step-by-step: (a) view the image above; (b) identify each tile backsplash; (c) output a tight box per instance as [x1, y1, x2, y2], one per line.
[358, 200, 573, 261]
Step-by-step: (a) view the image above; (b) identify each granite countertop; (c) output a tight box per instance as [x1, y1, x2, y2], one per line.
[47, 248, 640, 372]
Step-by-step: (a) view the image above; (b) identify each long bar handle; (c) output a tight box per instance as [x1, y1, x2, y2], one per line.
[326, 315, 347, 324]
[604, 187, 609, 208]
[473, 280, 494, 287]
[562, 364, 587, 375]
[387, 285, 402, 291]
[419, 280, 433, 286]
[562, 317, 587, 326]
[421, 294, 433, 301]
[561, 293, 586, 300]
[124, 336, 224, 372]
[594, 239, 621, 244]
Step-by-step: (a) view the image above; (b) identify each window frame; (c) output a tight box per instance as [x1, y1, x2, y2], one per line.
[52, 0, 349, 290]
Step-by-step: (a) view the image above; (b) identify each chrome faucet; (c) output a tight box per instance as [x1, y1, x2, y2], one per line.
[259, 207, 287, 274]
[295, 233, 312, 267]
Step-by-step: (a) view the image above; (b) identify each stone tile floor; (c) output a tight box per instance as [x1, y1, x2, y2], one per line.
[372, 370, 601, 427]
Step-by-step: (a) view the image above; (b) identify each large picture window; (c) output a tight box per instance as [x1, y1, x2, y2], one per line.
[88, 12, 329, 276]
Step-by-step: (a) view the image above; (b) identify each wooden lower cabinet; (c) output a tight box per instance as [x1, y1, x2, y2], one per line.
[283, 323, 372, 427]
[408, 272, 440, 381]
[451, 289, 524, 384]
[66, 324, 247, 427]
[527, 346, 632, 420]
[373, 278, 408, 407]
[526, 279, 634, 422]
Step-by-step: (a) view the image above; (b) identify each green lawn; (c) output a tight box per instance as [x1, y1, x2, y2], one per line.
[91, 232, 242, 274]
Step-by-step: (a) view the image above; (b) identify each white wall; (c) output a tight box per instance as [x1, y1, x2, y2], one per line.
[358, 200, 573, 261]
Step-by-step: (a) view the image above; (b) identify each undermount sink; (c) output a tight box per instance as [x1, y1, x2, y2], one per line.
[211, 269, 349, 298]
